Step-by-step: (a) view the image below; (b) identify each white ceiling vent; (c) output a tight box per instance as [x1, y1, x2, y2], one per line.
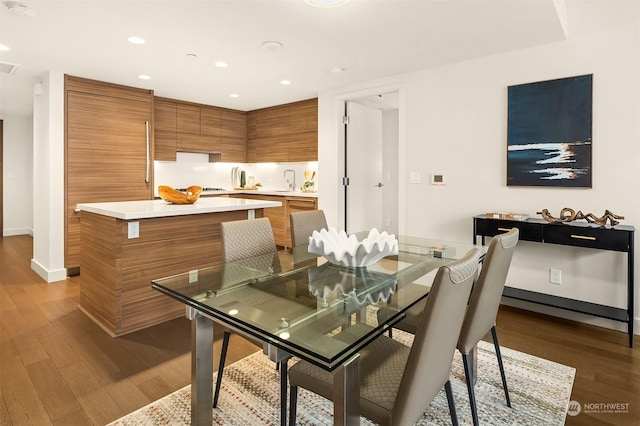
[0, 61, 20, 75]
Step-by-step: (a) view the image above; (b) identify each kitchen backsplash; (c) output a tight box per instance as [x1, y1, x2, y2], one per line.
[154, 152, 318, 193]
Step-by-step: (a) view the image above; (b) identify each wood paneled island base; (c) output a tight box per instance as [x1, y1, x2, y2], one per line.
[77, 198, 279, 336]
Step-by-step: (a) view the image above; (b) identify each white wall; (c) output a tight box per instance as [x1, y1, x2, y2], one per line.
[318, 14, 640, 332]
[31, 72, 66, 283]
[1, 114, 33, 236]
[382, 109, 399, 235]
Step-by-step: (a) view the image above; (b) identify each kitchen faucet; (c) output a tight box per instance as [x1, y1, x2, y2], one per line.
[284, 169, 296, 191]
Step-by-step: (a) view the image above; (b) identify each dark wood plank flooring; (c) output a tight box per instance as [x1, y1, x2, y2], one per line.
[1, 235, 638, 425]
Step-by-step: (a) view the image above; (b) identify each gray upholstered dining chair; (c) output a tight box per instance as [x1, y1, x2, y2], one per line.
[216, 217, 289, 426]
[289, 210, 328, 247]
[457, 227, 519, 425]
[287, 248, 481, 426]
[386, 228, 519, 426]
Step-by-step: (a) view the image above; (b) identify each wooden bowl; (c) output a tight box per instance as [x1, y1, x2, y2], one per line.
[158, 185, 203, 204]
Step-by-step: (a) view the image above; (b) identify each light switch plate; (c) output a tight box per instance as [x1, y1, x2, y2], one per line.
[409, 172, 421, 184]
[128, 221, 140, 239]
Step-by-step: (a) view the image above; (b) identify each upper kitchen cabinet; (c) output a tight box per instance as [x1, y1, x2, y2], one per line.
[176, 102, 219, 153]
[220, 110, 246, 162]
[154, 97, 246, 161]
[154, 98, 177, 161]
[65, 75, 154, 273]
[246, 98, 318, 163]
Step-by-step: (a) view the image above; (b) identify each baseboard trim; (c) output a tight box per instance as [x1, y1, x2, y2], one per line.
[3, 228, 33, 237]
[30, 258, 67, 283]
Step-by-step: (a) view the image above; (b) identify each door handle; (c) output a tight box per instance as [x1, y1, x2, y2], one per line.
[376, 182, 384, 187]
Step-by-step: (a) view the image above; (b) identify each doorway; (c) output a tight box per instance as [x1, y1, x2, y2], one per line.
[343, 91, 399, 234]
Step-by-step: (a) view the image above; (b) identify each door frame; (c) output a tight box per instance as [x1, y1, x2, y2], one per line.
[335, 83, 405, 234]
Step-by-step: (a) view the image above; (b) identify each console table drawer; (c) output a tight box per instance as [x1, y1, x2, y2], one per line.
[474, 218, 543, 242]
[543, 225, 629, 252]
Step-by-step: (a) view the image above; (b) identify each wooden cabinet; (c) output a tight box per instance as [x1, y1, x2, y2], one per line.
[230, 193, 318, 247]
[154, 98, 177, 161]
[65, 75, 153, 272]
[154, 97, 245, 161]
[246, 98, 318, 163]
[220, 110, 246, 162]
[231, 194, 287, 245]
[284, 196, 318, 245]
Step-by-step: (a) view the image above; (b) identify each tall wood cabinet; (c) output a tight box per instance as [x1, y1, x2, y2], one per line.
[65, 75, 154, 273]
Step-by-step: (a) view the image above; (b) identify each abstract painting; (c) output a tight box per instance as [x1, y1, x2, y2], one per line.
[507, 74, 592, 187]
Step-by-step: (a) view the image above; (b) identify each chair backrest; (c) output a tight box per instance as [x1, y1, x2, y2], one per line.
[221, 217, 277, 263]
[457, 228, 519, 354]
[289, 210, 328, 247]
[392, 248, 480, 425]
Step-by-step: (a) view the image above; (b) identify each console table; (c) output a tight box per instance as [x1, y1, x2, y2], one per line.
[473, 215, 635, 347]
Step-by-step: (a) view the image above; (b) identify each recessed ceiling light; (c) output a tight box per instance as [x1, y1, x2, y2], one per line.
[304, 0, 351, 7]
[186, 53, 198, 59]
[127, 36, 145, 45]
[229, 93, 239, 98]
[262, 41, 283, 51]
[214, 61, 228, 68]
[138, 74, 151, 80]
[0, 44, 9, 51]
[330, 67, 345, 74]
[280, 80, 292, 85]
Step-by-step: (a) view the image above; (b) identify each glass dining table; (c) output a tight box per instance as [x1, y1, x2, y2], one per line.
[151, 235, 485, 426]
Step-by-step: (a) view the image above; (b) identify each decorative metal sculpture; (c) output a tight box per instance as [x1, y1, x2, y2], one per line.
[538, 208, 624, 227]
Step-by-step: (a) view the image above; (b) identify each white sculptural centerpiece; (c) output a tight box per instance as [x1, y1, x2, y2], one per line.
[308, 227, 399, 268]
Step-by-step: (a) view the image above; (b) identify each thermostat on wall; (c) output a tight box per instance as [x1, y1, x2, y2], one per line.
[431, 173, 446, 185]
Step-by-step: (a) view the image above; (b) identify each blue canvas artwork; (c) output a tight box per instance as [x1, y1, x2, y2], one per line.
[507, 74, 592, 187]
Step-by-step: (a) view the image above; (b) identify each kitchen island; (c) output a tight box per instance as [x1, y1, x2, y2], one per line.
[76, 197, 281, 336]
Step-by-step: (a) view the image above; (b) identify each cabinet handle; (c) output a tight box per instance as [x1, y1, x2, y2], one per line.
[287, 198, 316, 203]
[571, 234, 596, 241]
[497, 228, 511, 232]
[145, 120, 150, 183]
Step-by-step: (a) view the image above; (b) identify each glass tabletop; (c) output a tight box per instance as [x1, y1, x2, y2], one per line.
[152, 235, 484, 371]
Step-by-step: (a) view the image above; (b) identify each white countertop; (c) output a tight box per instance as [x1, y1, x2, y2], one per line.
[199, 189, 318, 198]
[77, 197, 282, 220]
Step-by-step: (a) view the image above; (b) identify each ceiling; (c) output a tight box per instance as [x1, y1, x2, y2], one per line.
[0, 0, 634, 117]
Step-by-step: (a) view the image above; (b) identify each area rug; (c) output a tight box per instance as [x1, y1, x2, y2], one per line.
[108, 329, 575, 426]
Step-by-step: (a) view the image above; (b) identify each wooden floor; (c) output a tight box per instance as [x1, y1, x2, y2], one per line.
[1, 235, 638, 425]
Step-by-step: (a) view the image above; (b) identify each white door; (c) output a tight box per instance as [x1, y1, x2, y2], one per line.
[345, 101, 383, 232]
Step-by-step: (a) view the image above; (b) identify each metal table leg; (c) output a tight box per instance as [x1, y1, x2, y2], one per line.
[333, 353, 360, 426]
[190, 309, 214, 426]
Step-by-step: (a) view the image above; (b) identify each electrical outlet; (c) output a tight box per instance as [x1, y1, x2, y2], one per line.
[127, 221, 140, 239]
[550, 268, 562, 285]
[189, 269, 198, 283]
[386, 219, 392, 227]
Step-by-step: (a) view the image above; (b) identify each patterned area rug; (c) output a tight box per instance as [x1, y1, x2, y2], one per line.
[108, 329, 575, 426]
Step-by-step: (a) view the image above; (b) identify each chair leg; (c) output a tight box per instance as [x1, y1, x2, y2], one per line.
[288, 385, 298, 426]
[462, 353, 480, 426]
[491, 326, 511, 408]
[444, 380, 459, 426]
[280, 359, 288, 426]
[213, 330, 231, 408]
